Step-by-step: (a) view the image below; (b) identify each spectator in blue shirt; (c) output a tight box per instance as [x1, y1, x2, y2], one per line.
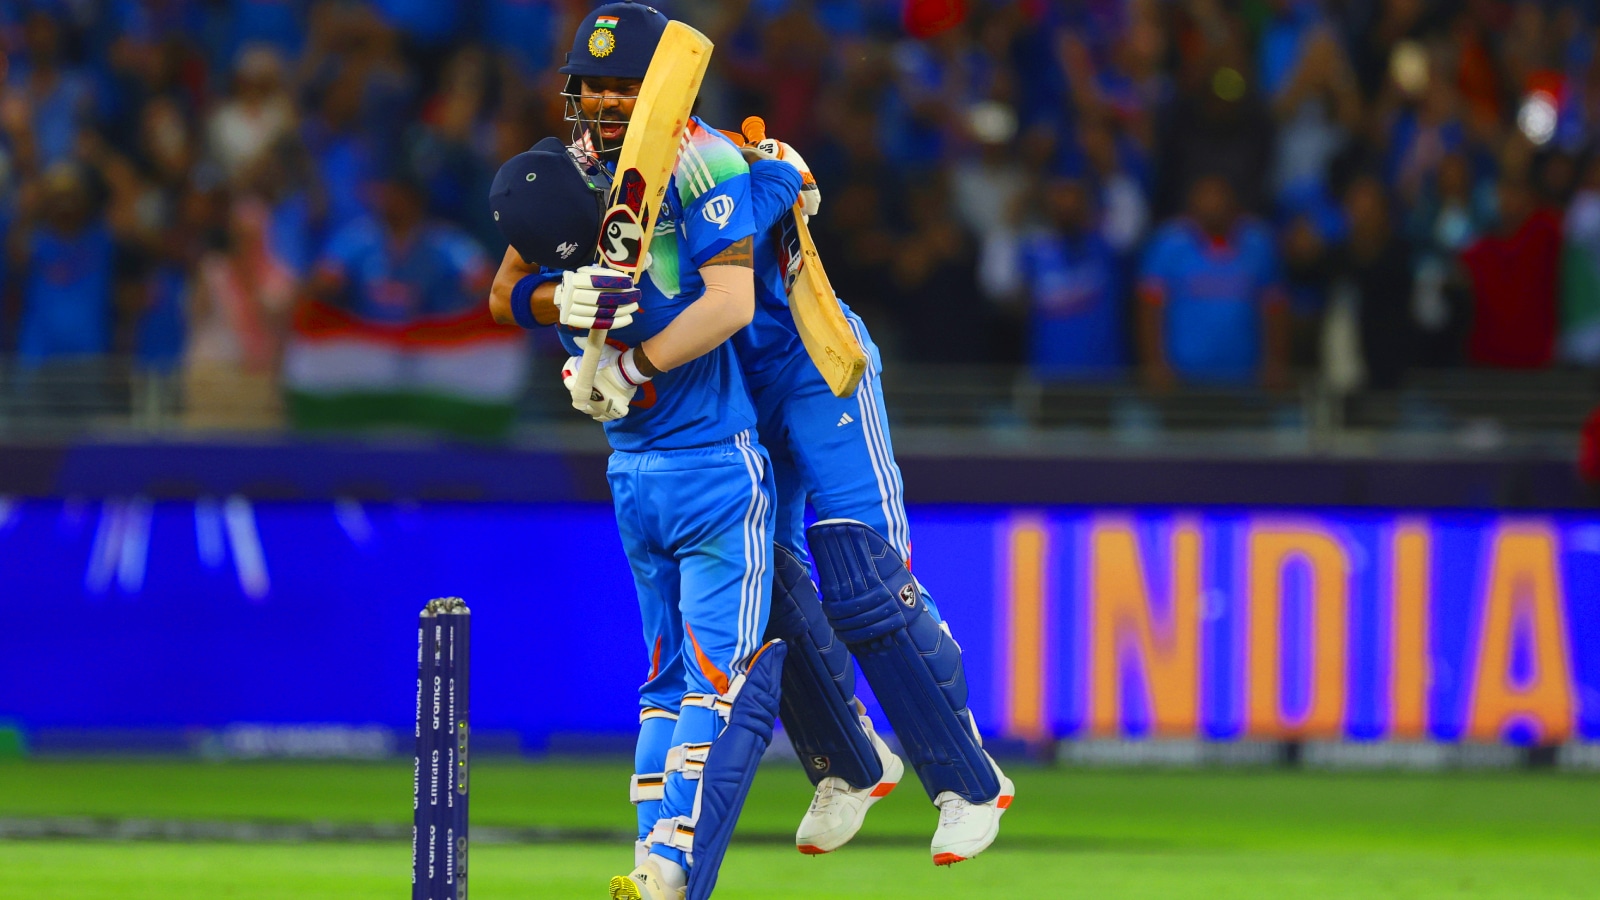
[301, 67, 382, 236]
[1018, 177, 1126, 379]
[1138, 175, 1290, 389]
[308, 171, 491, 325]
[10, 162, 116, 368]
[6, 10, 102, 168]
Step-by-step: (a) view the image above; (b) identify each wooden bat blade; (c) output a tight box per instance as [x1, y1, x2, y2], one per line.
[572, 20, 714, 410]
[743, 114, 866, 398]
[788, 206, 867, 398]
[595, 21, 713, 280]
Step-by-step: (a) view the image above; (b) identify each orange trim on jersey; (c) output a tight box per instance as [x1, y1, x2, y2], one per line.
[685, 624, 730, 695]
[648, 635, 663, 681]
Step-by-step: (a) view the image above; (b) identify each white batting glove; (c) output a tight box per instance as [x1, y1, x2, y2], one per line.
[561, 344, 653, 422]
[743, 138, 820, 220]
[553, 265, 641, 331]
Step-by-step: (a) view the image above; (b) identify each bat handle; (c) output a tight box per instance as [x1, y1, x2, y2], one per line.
[569, 327, 609, 412]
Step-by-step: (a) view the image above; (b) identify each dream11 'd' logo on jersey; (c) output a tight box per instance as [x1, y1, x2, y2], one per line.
[702, 195, 736, 229]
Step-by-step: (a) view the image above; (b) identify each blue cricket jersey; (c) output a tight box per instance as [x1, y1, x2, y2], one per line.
[18, 224, 115, 364]
[316, 217, 492, 324]
[1018, 229, 1125, 377]
[559, 118, 760, 452]
[733, 159, 810, 393]
[1140, 218, 1283, 383]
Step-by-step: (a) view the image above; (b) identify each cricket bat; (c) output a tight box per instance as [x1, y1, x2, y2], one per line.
[569, 21, 715, 411]
[740, 118, 868, 399]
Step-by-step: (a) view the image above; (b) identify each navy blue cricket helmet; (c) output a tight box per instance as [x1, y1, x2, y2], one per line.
[489, 137, 609, 270]
[559, 1, 668, 81]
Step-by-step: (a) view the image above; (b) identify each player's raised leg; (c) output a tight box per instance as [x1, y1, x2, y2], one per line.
[726, 125, 1013, 862]
[781, 323, 1014, 865]
[763, 444, 902, 854]
[807, 516, 1014, 866]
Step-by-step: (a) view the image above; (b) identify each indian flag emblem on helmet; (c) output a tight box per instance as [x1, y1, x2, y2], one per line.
[594, 15, 619, 28]
[588, 27, 616, 57]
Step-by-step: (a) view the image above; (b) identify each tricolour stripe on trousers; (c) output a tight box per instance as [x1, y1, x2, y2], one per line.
[731, 430, 768, 672]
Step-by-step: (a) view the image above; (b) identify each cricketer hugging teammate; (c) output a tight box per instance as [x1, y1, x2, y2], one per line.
[485, 4, 1014, 898]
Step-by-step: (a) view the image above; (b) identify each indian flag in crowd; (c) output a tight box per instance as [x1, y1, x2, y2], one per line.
[1563, 191, 1600, 365]
[282, 300, 529, 439]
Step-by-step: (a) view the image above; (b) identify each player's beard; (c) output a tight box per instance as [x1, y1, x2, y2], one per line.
[588, 115, 629, 158]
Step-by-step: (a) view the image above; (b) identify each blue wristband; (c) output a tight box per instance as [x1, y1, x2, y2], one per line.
[510, 272, 557, 330]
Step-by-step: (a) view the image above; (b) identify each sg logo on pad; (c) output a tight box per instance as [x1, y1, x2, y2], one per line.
[898, 583, 919, 608]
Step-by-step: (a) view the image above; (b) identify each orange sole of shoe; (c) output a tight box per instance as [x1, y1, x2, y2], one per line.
[933, 852, 967, 866]
[797, 844, 830, 855]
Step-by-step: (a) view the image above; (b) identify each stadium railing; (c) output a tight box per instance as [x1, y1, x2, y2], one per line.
[0, 356, 1591, 460]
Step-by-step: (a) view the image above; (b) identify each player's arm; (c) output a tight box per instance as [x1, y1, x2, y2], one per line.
[746, 160, 804, 231]
[489, 246, 560, 327]
[573, 234, 755, 421]
[720, 119, 813, 230]
[624, 126, 760, 376]
[567, 236, 753, 420]
[630, 236, 755, 376]
[738, 118, 819, 220]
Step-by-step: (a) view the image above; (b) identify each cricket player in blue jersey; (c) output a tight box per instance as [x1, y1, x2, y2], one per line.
[720, 122, 1015, 866]
[491, 127, 1012, 893]
[486, 6, 784, 899]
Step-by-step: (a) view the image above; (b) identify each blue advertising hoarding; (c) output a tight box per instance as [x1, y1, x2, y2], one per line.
[1, 500, 1596, 749]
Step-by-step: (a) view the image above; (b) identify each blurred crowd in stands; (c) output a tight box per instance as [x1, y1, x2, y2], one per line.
[2, 0, 1600, 425]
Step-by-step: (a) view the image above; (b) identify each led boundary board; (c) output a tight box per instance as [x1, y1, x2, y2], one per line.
[988, 510, 1600, 745]
[0, 501, 1595, 748]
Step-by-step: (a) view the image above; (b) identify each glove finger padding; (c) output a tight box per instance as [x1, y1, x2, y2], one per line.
[555, 265, 642, 330]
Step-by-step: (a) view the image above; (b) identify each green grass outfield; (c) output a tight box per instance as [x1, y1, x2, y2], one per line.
[2, 758, 1598, 898]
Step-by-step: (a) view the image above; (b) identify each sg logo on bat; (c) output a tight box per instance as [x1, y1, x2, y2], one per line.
[601, 209, 645, 269]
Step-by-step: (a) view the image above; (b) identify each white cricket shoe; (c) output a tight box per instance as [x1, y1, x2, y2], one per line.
[929, 762, 1015, 866]
[608, 856, 685, 900]
[795, 720, 904, 854]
